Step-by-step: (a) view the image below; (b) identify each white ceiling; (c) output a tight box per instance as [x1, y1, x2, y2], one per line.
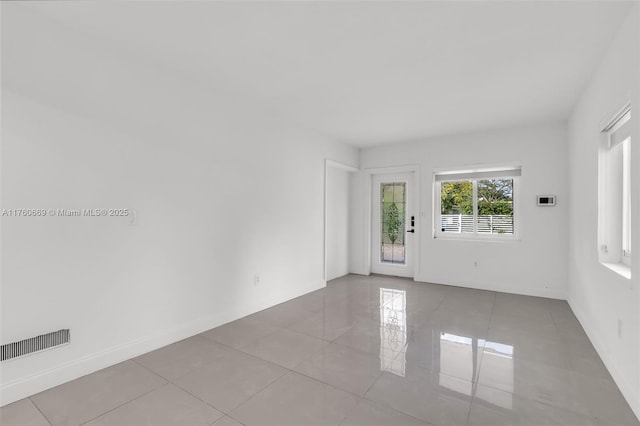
[17, 1, 636, 147]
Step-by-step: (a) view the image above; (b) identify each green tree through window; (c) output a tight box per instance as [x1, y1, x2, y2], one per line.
[441, 181, 473, 214]
[478, 179, 513, 216]
[385, 202, 401, 244]
[439, 178, 514, 235]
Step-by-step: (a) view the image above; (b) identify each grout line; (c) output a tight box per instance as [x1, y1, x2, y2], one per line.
[222, 370, 293, 418]
[360, 390, 437, 426]
[130, 357, 175, 382]
[210, 414, 246, 426]
[28, 397, 54, 426]
[464, 291, 497, 426]
[209, 324, 284, 351]
[162, 342, 293, 418]
[78, 380, 167, 425]
[276, 369, 366, 402]
[360, 369, 385, 398]
[214, 340, 376, 418]
[172, 380, 234, 416]
[28, 361, 168, 426]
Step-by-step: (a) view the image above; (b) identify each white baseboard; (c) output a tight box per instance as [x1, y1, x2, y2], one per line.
[567, 298, 640, 422]
[0, 280, 326, 407]
[348, 267, 369, 276]
[414, 275, 567, 300]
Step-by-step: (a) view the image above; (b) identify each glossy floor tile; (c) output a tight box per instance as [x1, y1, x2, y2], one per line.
[29, 360, 166, 426]
[83, 384, 223, 426]
[200, 317, 279, 349]
[340, 399, 431, 426]
[239, 328, 325, 369]
[0, 398, 50, 426]
[134, 335, 232, 381]
[365, 367, 473, 426]
[469, 384, 601, 426]
[173, 349, 287, 413]
[293, 342, 384, 396]
[230, 372, 359, 426]
[2, 274, 638, 426]
[286, 310, 355, 341]
[212, 416, 245, 426]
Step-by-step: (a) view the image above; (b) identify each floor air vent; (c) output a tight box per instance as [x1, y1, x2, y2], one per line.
[1, 329, 70, 361]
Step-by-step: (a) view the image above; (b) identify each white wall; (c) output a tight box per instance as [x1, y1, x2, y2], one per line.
[0, 7, 358, 405]
[350, 123, 569, 299]
[567, 5, 639, 418]
[326, 165, 352, 281]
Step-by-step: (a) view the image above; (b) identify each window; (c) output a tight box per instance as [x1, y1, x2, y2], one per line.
[434, 167, 520, 239]
[599, 106, 632, 275]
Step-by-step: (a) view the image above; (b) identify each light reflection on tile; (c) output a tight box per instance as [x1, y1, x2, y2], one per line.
[476, 380, 514, 410]
[366, 367, 473, 426]
[379, 288, 408, 376]
[438, 332, 484, 392]
[476, 341, 515, 409]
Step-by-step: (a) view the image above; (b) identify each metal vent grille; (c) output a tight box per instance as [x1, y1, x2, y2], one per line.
[1, 329, 70, 362]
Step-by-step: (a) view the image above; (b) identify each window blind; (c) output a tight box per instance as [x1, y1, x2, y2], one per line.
[604, 109, 631, 148]
[434, 166, 521, 182]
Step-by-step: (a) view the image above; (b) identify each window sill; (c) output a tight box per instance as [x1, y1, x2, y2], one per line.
[434, 234, 521, 243]
[601, 262, 631, 279]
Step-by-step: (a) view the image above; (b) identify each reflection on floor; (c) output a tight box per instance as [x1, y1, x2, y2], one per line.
[379, 287, 407, 377]
[1, 274, 639, 426]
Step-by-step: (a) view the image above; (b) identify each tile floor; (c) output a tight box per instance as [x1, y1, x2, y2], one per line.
[2, 274, 639, 426]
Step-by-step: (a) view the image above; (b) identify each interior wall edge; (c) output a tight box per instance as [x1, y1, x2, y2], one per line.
[567, 297, 640, 419]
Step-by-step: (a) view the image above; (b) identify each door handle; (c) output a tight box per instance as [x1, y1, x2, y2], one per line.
[406, 229, 415, 233]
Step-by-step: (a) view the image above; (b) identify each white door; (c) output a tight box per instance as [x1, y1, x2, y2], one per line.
[371, 173, 415, 277]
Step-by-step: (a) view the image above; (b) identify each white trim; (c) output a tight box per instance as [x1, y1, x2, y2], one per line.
[324, 159, 358, 281]
[325, 159, 359, 173]
[414, 276, 565, 300]
[472, 179, 478, 232]
[433, 233, 522, 242]
[362, 165, 421, 278]
[0, 280, 325, 407]
[432, 161, 523, 175]
[601, 261, 632, 280]
[600, 102, 631, 132]
[434, 167, 521, 182]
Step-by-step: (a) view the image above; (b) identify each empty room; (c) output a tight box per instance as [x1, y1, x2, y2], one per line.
[1, 1, 639, 425]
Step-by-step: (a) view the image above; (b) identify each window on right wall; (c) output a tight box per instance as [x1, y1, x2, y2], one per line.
[599, 106, 632, 277]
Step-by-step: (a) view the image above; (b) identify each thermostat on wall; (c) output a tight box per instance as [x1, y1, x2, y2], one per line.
[537, 195, 556, 206]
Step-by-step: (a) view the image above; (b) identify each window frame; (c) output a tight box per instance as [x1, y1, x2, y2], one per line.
[621, 138, 631, 266]
[433, 168, 521, 241]
[598, 106, 632, 276]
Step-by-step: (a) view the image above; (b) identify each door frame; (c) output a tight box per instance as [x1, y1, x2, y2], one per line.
[371, 172, 414, 277]
[324, 159, 359, 283]
[364, 165, 421, 278]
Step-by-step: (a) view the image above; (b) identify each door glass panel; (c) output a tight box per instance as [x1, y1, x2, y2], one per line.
[380, 182, 406, 264]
